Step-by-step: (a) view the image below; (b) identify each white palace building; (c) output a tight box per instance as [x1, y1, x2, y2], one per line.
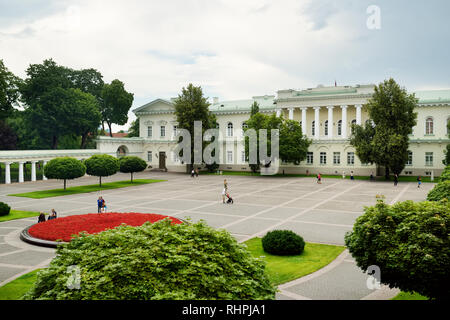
[95, 84, 450, 177]
[1, 84, 449, 183]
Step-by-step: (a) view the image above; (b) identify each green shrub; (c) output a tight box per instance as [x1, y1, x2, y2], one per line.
[0, 202, 11, 216]
[439, 165, 450, 182]
[23, 219, 276, 300]
[262, 230, 305, 256]
[44, 157, 86, 190]
[427, 180, 450, 201]
[119, 156, 147, 182]
[345, 199, 450, 300]
[84, 154, 119, 187]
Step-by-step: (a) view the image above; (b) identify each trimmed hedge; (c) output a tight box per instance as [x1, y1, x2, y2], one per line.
[262, 230, 305, 256]
[427, 180, 450, 201]
[119, 156, 147, 182]
[0, 202, 11, 216]
[44, 157, 86, 190]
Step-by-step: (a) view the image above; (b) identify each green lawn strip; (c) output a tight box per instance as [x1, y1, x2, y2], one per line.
[0, 210, 41, 222]
[8, 179, 166, 199]
[200, 171, 437, 182]
[0, 269, 40, 300]
[391, 291, 429, 300]
[244, 237, 345, 286]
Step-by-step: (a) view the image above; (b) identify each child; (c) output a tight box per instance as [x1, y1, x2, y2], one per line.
[417, 176, 422, 188]
[226, 192, 234, 204]
[317, 173, 322, 184]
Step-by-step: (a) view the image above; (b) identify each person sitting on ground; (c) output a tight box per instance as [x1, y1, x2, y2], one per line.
[47, 209, 57, 220]
[38, 212, 46, 223]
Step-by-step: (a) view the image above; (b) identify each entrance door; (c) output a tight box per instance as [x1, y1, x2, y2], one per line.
[159, 152, 166, 169]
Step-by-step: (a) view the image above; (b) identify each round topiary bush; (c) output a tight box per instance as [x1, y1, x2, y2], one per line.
[262, 230, 305, 256]
[44, 157, 86, 190]
[0, 202, 11, 216]
[119, 156, 147, 182]
[22, 219, 276, 300]
[84, 154, 120, 187]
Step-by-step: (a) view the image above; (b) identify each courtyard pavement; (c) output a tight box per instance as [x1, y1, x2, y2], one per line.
[0, 171, 435, 300]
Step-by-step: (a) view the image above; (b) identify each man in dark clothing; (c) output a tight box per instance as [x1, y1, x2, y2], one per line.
[394, 174, 399, 186]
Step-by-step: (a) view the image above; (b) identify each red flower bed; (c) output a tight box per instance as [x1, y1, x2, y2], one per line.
[28, 212, 182, 242]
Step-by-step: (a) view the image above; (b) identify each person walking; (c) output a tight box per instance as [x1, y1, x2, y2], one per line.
[222, 179, 228, 203]
[191, 168, 195, 178]
[317, 173, 322, 184]
[97, 196, 104, 213]
[370, 172, 374, 181]
[350, 171, 354, 181]
[417, 176, 422, 188]
[393, 174, 399, 186]
[195, 168, 199, 177]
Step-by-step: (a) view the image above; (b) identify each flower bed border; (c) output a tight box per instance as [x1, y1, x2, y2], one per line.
[20, 215, 189, 249]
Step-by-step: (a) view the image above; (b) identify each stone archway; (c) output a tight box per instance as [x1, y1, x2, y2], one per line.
[116, 145, 129, 158]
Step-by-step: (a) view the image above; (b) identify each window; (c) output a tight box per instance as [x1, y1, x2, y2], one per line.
[425, 152, 433, 166]
[320, 152, 327, 165]
[312, 121, 315, 136]
[406, 151, 413, 166]
[425, 117, 434, 135]
[347, 152, 355, 165]
[241, 151, 246, 163]
[147, 151, 152, 162]
[147, 126, 152, 138]
[337, 120, 342, 136]
[227, 151, 233, 163]
[227, 122, 233, 137]
[324, 120, 328, 136]
[307, 152, 313, 164]
[172, 151, 180, 163]
[160, 126, 166, 137]
[333, 152, 341, 165]
[173, 125, 178, 137]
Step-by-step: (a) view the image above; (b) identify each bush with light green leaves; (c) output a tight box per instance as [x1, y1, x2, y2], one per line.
[345, 199, 450, 300]
[23, 219, 276, 300]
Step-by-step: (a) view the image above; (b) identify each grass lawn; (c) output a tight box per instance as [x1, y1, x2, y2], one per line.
[0, 269, 40, 300]
[201, 170, 437, 182]
[0, 210, 41, 223]
[391, 291, 429, 300]
[244, 237, 345, 286]
[8, 179, 166, 199]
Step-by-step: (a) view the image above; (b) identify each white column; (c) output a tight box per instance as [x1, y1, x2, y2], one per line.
[276, 108, 282, 117]
[327, 106, 334, 139]
[341, 105, 348, 138]
[5, 162, 11, 184]
[301, 107, 307, 135]
[314, 107, 320, 140]
[288, 107, 294, 120]
[31, 161, 37, 182]
[43, 160, 48, 180]
[356, 104, 362, 125]
[18, 161, 25, 183]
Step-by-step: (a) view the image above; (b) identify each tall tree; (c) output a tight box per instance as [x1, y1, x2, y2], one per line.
[174, 83, 216, 171]
[0, 119, 17, 150]
[250, 100, 260, 116]
[101, 79, 134, 137]
[444, 121, 450, 165]
[127, 118, 140, 137]
[350, 78, 418, 178]
[0, 59, 21, 120]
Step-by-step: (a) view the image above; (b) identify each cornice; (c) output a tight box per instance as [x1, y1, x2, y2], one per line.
[275, 93, 373, 103]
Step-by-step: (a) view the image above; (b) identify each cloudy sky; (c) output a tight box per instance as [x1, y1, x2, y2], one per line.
[1, 0, 449, 131]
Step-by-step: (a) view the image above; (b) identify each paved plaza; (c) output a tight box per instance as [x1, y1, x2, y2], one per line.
[0, 171, 435, 300]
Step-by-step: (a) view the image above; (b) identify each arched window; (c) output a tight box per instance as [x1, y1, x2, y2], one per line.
[324, 120, 328, 136]
[227, 122, 233, 137]
[337, 120, 342, 136]
[312, 121, 315, 136]
[425, 117, 434, 135]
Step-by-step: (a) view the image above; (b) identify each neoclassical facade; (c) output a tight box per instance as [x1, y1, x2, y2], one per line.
[97, 84, 450, 176]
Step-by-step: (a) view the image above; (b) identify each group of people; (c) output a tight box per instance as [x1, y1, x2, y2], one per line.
[97, 196, 107, 213]
[37, 209, 57, 223]
[190, 168, 199, 177]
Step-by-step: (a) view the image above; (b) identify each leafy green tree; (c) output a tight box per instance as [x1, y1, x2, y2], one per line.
[127, 118, 140, 137]
[84, 154, 119, 187]
[119, 156, 147, 182]
[250, 100, 260, 116]
[173, 83, 216, 172]
[427, 180, 450, 201]
[0, 59, 22, 120]
[44, 157, 86, 190]
[345, 199, 450, 300]
[101, 79, 134, 137]
[444, 121, 450, 165]
[350, 78, 418, 179]
[0, 120, 17, 150]
[23, 219, 276, 300]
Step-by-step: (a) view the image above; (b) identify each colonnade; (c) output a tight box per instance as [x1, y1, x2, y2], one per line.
[276, 104, 363, 139]
[2, 160, 48, 184]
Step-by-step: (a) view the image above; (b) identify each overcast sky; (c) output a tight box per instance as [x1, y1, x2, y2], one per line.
[1, 0, 449, 131]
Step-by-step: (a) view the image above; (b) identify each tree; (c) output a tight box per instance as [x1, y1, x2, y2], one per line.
[119, 156, 147, 182]
[0, 59, 21, 120]
[101, 79, 134, 137]
[0, 120, 17, 150]
[84, 154, 119, 187]
[444, 121, 450, 165]
[345, 199, 450, 300]
[44, 157, 86, 190]
[250, 100, 260, 116]
[127, 118, 140, 137]
[23, 219, 276, 300]
[350, 79, 418, 179]
[173, 83, 216, 172]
